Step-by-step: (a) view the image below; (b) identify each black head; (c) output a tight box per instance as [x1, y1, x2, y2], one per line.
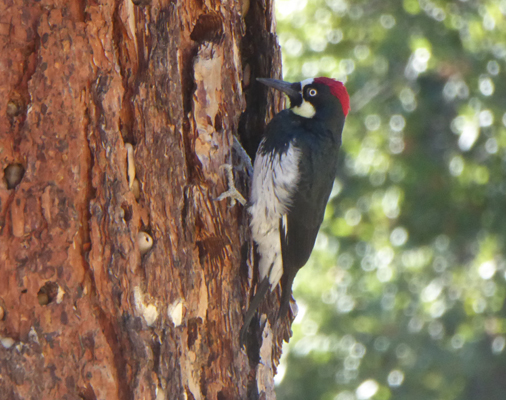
[257, 77, 350, 119]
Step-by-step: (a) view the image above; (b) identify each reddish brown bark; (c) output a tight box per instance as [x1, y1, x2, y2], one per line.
[0, 0, 285, 399]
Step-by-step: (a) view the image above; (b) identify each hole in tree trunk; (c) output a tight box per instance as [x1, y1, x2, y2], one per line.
[37, 281, 59, 306]
[4, 163, 25, 189]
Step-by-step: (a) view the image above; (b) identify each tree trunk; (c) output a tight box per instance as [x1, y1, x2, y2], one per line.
[0, 0, 286, 399]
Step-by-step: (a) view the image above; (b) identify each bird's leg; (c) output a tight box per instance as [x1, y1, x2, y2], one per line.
[232, 135, 254, 177]
[214, 136, 252, 206]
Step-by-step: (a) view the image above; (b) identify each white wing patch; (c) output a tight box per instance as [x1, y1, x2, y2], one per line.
[249, 142, 301, 289]
[282, 214, 288, 239]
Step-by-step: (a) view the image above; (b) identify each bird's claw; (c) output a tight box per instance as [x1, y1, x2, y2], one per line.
[214, 164, 247, 207]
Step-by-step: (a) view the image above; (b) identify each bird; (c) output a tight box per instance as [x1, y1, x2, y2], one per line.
[240, 76, 350, 344]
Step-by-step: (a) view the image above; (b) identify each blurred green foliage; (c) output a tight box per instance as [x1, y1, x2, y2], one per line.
[275, 1, 506, 399]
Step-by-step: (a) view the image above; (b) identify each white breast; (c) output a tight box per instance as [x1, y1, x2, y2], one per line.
[248, 142, 301, 288]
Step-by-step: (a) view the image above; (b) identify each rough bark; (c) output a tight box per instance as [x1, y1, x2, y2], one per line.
[0, 0, 286, 399]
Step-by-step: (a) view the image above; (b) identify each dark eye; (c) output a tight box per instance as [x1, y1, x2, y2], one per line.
[308, 88, 317, 96]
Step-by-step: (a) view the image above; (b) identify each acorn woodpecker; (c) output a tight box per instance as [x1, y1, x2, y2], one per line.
[241, 77, 350, 343]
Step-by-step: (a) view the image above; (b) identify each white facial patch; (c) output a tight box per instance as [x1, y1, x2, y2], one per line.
[300, 78, 315, 88]
[291, 78, 316, 118]
[249, 142, 301, 288]
[292, 100, 316, 118]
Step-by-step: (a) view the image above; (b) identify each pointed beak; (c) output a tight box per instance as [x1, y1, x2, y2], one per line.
[257, 78, 300, 98]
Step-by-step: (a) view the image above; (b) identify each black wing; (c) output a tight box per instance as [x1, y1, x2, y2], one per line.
[279, 130, 341, 317]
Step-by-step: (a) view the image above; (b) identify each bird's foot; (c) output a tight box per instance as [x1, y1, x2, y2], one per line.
[214, 164, 247, 207]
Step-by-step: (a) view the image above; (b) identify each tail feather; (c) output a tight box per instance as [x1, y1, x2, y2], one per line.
[277, 273, 295, 320]
[240, 278, 270, 346]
